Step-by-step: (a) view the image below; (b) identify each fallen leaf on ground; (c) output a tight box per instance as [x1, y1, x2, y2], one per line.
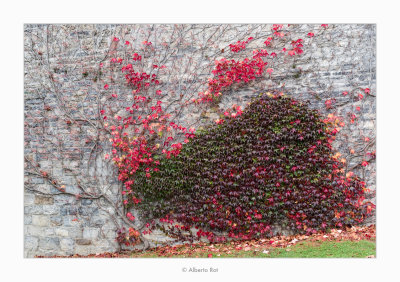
[37, 225, 375, 258]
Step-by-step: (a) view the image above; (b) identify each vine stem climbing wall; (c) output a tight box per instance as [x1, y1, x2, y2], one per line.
[24, 24, 375, 257]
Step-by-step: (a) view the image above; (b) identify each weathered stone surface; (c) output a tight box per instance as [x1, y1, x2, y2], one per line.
[34, 195, 54, 205]
[89, 213, 106, 227]
[24, 205, 43, 215]
[26, 225, 45, 237]
[81, 199, 93, 205]
[25, 236, 39, 251]
[50, 215, 63, 226]
[39, 237, 60, 250]
[53, 227, 81, 239]
[32, 215, 50, 226]
[44, 228, 55, 236]
[60, 205, 78, 216]
[55, 228, 69, 237]
[42, 205, 59, 215]
[24, 24, 376, 257]
[24, 215, 32, 225]
[24, 194, 35, 206]
[74, 245, 94, 256]
[76, 238, 91, 245]
[60, 238, 75, 253]
[83, 227, 99, 240]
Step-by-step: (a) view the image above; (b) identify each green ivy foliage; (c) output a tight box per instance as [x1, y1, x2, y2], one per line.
[132, 94, 372, 242]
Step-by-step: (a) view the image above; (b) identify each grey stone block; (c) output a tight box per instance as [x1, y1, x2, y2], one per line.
[54, 194, 75, 205]
[31, 177, 44, 184]
[60, 238, 75, 253]
[39, 237, 60, 250]
[26, 225, 45, 237]
[44, 228, 55, 236]
[52, 166, 63, 177]
[24, 205, 43, 215]
[24, 215, 32, 225]
[55, 228, 69, 237]
[32, 215, 50, 226]
[24, 194, 35, 205]
[65, 227, 83, 238]
[74, 245, 94, 256]
[62, 216, 80, 227]
[42, 205, 59, 215]
[60, 205, 78, 216]
[50, 215, 63, 226]
[83, 227, 99, 240]
[25, 236, 39, 251]
[78, 206, 98, 216]
[89, 213, 106, 227]
[81, 199, 93, 205]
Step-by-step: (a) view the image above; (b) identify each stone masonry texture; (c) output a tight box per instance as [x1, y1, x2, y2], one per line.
[24, 24, 376, 257]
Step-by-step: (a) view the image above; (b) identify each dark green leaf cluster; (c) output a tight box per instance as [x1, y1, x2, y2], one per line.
[132, 94, 371, 241]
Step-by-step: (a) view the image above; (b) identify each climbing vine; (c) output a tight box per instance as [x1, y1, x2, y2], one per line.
[132, 93, 374, 243]
[24, 24, 376, 251]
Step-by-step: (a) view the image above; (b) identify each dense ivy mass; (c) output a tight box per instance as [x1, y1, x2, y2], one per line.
[132, 94, 371, 242]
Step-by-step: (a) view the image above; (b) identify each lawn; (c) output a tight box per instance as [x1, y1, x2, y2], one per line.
[128, 240, 375, 258]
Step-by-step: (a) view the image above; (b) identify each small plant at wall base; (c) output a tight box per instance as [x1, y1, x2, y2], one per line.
[132, 93, 374, 243]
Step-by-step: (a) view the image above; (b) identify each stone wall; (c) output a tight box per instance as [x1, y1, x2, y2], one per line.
[24, 24, 376, 257]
